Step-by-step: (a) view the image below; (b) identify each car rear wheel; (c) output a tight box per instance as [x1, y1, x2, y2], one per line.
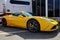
[27, 19, 40, 32]
[2, 18, 7, 27]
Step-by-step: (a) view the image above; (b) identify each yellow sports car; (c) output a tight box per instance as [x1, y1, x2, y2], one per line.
[2, 11, 58, 32]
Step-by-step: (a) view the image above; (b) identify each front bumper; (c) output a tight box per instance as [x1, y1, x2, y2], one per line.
[47, 26, 58, 31]
[40, 25, 58, 31]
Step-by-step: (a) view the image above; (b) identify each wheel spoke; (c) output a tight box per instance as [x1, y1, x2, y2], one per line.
[28, 20, 39, 32]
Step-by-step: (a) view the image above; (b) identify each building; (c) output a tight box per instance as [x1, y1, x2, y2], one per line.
[0, 0, 60, 21]
[32, 0, 60, 21]
[0, 0, 32, 15]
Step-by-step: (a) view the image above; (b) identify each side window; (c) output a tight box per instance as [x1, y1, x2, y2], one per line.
[10, 0, 30, 5]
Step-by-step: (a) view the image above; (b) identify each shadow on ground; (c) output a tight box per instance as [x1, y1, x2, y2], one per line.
[0, 24, 59, 39]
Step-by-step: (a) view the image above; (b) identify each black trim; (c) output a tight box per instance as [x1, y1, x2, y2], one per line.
[51, 25, 56, 29]
[10, 0, 30, 5]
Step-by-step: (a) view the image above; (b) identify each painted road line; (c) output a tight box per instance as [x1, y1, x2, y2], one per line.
[0, 30, 28, 35]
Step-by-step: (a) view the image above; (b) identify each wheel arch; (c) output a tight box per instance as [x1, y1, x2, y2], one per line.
[26, 18, 40, 30]
[2, 18, 7, 23]
[2, 18, 7, 21]
[2, 18, 7, 27]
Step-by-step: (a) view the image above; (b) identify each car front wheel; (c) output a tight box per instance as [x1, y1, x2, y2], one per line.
[27, 19, 40, 32]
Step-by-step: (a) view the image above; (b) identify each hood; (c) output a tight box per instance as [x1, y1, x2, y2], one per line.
[28, 16, 43, 18]
[28, 16, 50, 20]
[28, 16, 58, 23]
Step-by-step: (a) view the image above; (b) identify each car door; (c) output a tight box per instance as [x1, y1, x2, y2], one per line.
[7, 15, 19, 27]
[9, 12, 27, 28]
[17, 16, 27, 28]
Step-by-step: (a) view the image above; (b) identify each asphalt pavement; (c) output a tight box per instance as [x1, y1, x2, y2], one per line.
[0, 24, 60, 40]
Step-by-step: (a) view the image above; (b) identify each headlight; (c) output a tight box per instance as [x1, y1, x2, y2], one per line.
[48, 20, 54, 22]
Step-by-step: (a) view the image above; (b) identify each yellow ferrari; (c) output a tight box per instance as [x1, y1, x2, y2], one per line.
[2, 11, 58, 32]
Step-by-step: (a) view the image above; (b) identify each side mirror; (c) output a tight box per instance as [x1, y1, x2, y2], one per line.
[18, 15, 23, 18]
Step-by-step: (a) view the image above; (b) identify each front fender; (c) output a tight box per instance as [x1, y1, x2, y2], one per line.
[35, 18, 57, 31]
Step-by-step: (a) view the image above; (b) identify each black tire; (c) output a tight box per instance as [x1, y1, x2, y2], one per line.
[2, 18, 7, 27]
[27, 19, 40, 32]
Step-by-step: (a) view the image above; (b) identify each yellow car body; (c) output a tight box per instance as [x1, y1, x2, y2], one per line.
[2, 11, 58, 32]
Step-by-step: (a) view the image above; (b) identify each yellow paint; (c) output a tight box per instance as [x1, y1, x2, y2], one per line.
[2, 13, 58, 31]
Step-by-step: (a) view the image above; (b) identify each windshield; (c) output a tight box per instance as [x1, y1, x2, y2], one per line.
[24, 12, 32, 16]
[12, 12, 32, 17]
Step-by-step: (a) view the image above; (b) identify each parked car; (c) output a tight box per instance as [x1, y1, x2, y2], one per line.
[2, 11, 58, 32]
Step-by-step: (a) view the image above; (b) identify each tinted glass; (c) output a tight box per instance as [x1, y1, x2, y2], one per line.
[10, 0, 30, 5]
[48, 0, 53, 17]
[55, 0, 59, 17]
[48, 0, 59, 17]
[24, 12, 32, 16]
